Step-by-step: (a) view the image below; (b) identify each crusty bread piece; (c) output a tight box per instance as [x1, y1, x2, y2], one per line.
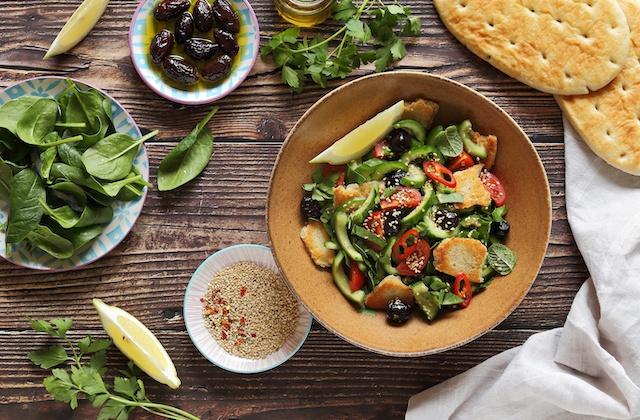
[333, 181, 377, 208]
[300, 220, 335, 268]
[364, 275, 414, 309]
[402, 99, 439, 128]
[432, 237, 487, 283]
[472, 131, 497, 170]
[555, 0, 640, 176]
[453, 164, 492, 210]
[433, 0, 630, 95]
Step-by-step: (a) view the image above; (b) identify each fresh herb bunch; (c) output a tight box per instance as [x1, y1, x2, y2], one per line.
[261, 0, 421, 92]
[27, 318, 199, 420]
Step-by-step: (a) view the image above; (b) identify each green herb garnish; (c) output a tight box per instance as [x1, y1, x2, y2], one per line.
[261, 0, 421, 92]
[27, 318, 200, 420]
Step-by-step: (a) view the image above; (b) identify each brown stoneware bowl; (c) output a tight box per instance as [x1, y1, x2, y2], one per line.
[267, 71, 551, 356]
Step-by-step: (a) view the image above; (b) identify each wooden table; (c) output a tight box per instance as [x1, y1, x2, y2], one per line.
[0, 0, 587, 418]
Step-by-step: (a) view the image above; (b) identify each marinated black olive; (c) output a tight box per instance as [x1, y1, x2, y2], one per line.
[154, 0, 191, 21]
[193, 0, 214, 32]
[184, 38, 219, 60]
[150, 29, 174, 65]
[174, 12, 194, 44]
[387, 298, 412, 324]
[211, 0, 241, 33]
[388, 128, 412, 153]
[161, 55, 199, 85]
[433, 209, 459, 230]
[491, 220, 510, 239]
[384, 208, 403, 237]
[202, 54, 233, 82]
[300, 196, 322, 220]
[213, 28, 239, 56]
[384, 170, 407, 188]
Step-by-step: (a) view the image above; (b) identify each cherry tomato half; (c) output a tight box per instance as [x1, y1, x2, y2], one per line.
[453, 272, 473, 308]
[448, 151, 474, 172]
[364, 210, 386, 238]
[321, 164, 345, 186]
[373, 140, 390, 159]
[479, 170, 506, 207]
[423, 161, 457, 188]
[397, 239, 430, 276]
[392, 228, 420, 261]
[380, 186, 422, 210]
[349, 261, 366, 292]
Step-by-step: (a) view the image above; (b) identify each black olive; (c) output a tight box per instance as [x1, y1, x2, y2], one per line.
[387, 298, 412, 324]
[149, 29, 174, 65]
[161, 55, 199, 85]
[384, 170, 407, 188]
[193, 0, 214, 32]
[491, 221, 510, 239]
[211, 0, 241, 33]
[384, 209, 402, 237]
[154, 0, 191, 21]
[213, 28, 239, 56]
[184, 38, 219, 60]
[174, 11, 194, 44]
[202, 54, 233, 82]
[388, 128, 412, 153]
[301, 196, 322, 220]
[433, 209, 459, 230]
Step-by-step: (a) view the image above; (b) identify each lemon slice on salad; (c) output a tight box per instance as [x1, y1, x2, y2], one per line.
[92, 298, 181, 389]
[309, 100, 405, 165]
[44, 0, 110, 59]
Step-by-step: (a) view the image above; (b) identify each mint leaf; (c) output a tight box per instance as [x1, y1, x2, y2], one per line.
[487, 243, 517, 275]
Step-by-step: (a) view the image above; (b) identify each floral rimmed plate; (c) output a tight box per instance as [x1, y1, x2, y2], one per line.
[129, 0, 260, 105]
[184, 244, 313, 374]
[0, 76, 149, 271]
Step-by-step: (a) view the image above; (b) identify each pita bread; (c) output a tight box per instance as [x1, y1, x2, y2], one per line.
[433, 0, 630, 95]
[556, 0, 640, 175]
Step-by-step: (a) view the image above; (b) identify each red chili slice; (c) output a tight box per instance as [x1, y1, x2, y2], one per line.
[392, 228, 420, 261]
[423, 160, 457, 188]
[453, 272, 472, 308]
[396, 239, 430, 276]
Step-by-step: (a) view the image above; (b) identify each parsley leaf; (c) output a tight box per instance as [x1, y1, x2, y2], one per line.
[261, 0, 420, 92]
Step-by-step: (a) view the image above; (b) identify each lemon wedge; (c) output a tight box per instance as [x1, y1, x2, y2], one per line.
[44, 0, 110, 59]
[309, 100, 405, 164]
[92, 298, 181, 389]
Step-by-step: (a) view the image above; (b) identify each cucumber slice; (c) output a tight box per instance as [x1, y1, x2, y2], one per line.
[459, 119, 488, 158]
[393, 119, 426, 143]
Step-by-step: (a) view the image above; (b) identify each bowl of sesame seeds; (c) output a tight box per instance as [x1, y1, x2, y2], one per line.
[184, 244, 312, 373]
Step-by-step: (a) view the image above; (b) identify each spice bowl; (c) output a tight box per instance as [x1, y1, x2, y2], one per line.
[184, 244, 313, 374]
[129, 0, 259, 105]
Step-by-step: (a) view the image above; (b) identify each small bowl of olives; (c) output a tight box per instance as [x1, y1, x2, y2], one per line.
[129, 0, 259, 105]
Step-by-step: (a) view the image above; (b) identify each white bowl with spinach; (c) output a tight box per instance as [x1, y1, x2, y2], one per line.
[0, 77, 151, 271]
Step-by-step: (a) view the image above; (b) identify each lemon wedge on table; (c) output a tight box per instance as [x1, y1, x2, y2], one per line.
[92, 298, 181, 389]
[43, 0, 110, 59]
[309, 100, 405, 165]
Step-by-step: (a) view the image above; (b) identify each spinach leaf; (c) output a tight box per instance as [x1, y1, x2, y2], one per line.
[50, 181, 88, 208]
[81, 130, 157, 181]
[157, 106, 218, 191]
[63, 85, 110, 149]
[44, 221, 103, 250]
[25, 225, 74, 259]
[487, 243, 517, 275]
[16, 98, 59, 145]
[39, 199, 113, 229]
[0, 96, 39, 135]
[0, 158, 12, 202]
[40, 147, 58, 181]
[57, 143, 85, 168]
[5, 168, 46, 245]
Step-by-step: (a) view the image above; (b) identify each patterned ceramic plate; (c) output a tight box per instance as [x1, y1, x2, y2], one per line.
[0, 76, 149, 271]
[129, 0, 259, 105]
[184, 244, 313, 374]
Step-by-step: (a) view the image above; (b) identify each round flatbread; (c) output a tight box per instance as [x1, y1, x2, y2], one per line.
[556, 0, 640, 175]
[433, 0, 630, 95]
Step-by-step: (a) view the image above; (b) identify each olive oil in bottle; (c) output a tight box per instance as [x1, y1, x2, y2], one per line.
[274, 0, 336, 27]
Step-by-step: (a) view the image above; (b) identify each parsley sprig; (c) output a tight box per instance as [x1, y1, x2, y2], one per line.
[27, 318, 200, 420]
[261, 0, 421, 92]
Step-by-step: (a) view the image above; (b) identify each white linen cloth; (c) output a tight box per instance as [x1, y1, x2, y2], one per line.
[406, 117, 640, 419]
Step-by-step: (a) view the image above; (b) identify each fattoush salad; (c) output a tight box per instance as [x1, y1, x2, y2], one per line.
[300, 99, 517, 325]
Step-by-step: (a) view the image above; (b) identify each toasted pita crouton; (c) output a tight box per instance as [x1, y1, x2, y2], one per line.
[453, 164, 492, 210]
[471, 131, 498, 170]
[364, 275, 414, 309]
[402, 99, 439, 128]
[301, 220, 335, 268]
[432, 237, 487, 283]
[333, 181, 377, 208]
